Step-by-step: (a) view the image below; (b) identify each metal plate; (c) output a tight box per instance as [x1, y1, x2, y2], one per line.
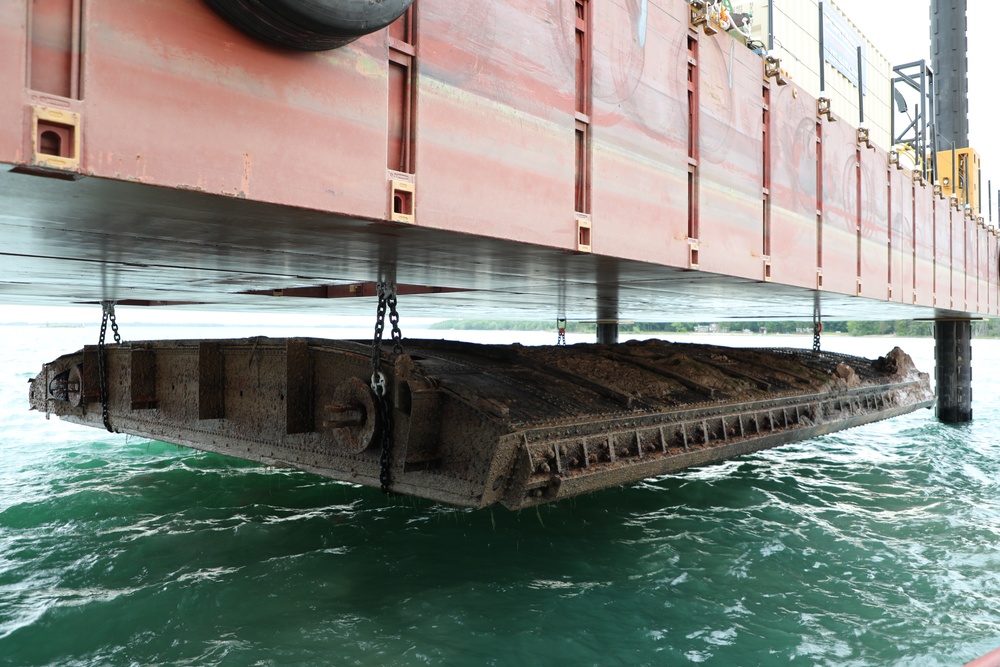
[769, 83, 819, 289]
[859, 145, 889, 298]
[590, 2, 689, 266]
[913, 181, 935, 307]
[889, 167, 911, 303]
[696, 32, 764, 279]
[934, 196, 953, 307]
[819, 114, 859, 296]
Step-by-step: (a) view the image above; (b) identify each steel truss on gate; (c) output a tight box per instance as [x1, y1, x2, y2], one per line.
[892, 60, 939, 184]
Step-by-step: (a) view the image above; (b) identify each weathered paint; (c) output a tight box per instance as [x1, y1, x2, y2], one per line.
[30, 337, 935, 509]
[0, 0, 995, 325]
[894, 169, 916, 304]
[934, 195, 953, 307]
[820, 112, 859, 296]
[590, 1, 689, 266]
[963, 215, 975, 311]
[979, 223, 989, 312]
[914, 181, 936, 307]
[81, 1, 390, 216]
[768, 84, 818, 289]
[993, 231, 1000, 316]
[0, 0, 27, 165]
[696, 29, 764, 279]
[416, 0, 575, 248]
[952, 208, 962, 310]
[859, 144, 889, 298]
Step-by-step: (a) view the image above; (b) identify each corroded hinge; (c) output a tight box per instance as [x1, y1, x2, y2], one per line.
[817, 97, 834, 121]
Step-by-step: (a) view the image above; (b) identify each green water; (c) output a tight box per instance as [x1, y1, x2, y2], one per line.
[2, 326, 999, 666]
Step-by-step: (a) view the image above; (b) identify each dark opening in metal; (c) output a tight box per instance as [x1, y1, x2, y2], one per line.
[39, 130, 62, 156]
[393, 189, 413, 216]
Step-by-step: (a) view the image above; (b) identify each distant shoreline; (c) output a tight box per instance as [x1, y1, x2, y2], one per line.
[8, 319, 1000, 339]
[428, 319, 944, 338]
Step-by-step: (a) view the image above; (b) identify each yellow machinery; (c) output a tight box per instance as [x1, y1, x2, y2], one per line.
[937, 147, 981, 214]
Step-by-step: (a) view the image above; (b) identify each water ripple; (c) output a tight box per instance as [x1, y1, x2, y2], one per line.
[3, 331, 1000, 665]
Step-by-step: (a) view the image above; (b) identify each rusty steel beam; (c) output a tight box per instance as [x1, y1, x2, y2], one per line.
[238, 282, 468, 299]
[30, 339, 933, 509]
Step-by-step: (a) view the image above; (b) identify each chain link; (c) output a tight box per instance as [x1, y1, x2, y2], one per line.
[97, 301, 123, 432]
[108, 306, 122, 345]
[387, 290, 403, 355]
[370, 284, 388, 384]
[370, 282, 404, 494]
[374, 381, 393, 493]
[812, 293, 822, 352]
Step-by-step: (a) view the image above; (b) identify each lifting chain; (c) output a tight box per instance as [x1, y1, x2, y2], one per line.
[370, 281, 404, 494]
[812, 293, 822, 353]
[97, 300, 123, 433]
[557, 318, 567, 346]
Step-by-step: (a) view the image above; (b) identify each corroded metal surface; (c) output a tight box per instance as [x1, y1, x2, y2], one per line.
[0, 0, 996, 323]
[30, 339, 934, 509]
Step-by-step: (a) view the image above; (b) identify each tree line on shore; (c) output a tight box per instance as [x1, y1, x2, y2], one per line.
[430, 319, 1000, 337]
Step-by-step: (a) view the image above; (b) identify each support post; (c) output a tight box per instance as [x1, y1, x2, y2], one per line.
[818, 2, 825, 94]
[767, 0, 774, 51]
[935, 319, 972, 422]
[596, 322, 619, 345]
[856, 45, 864, 125]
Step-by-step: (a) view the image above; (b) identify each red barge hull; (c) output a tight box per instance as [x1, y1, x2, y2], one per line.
[1, 0, 995, 320]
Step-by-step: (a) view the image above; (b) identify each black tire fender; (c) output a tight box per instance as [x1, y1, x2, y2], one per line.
[204, 0, 414, 51]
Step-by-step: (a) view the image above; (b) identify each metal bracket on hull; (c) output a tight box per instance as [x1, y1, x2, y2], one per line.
[689, 1, 710, 28]
[28, 106, 81, 175]
[576, 214, 592, 253]
[817, 97, 835, 122]
[857, 127, 872, 149]
[390, 173, 415, 224]
[764, 54, 788, 86]
[888, 149, 905, 170]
